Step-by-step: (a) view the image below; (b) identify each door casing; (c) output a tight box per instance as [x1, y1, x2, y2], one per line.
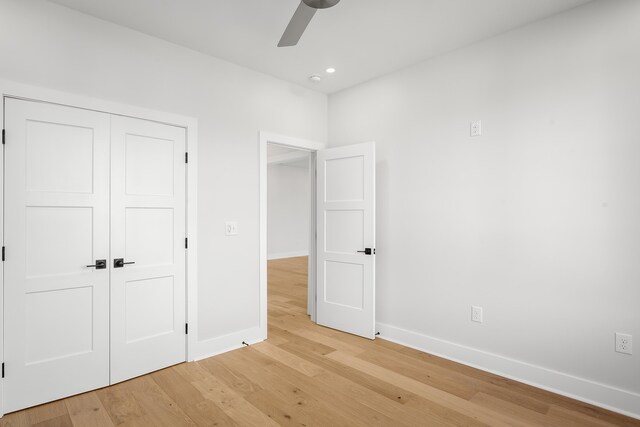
[0, 79, 199, 417]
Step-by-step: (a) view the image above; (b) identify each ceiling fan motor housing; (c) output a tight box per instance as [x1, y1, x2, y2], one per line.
[302, 0, 340, 9]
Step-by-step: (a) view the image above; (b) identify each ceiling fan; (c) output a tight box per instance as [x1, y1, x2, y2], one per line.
[278, 0, 341, 47]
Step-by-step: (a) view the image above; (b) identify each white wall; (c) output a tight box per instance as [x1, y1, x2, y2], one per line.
[0, 0, 327, 356]
[268, 162, 310, 260]
[329, 0, 640, 417]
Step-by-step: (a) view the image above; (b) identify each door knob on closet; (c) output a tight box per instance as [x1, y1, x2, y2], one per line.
[113, 258, 136, 268]
[357, 248, 375, 255]
[86, 259, 107, 269]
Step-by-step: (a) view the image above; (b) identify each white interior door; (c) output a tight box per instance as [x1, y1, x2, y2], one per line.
[316, 142, 375, 339]
[3, 99, 111, 412]
[110, 115, 186, 383]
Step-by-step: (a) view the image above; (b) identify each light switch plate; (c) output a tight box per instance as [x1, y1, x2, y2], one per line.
[225, 221, 238, 236]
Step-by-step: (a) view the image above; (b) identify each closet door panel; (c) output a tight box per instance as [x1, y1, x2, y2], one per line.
[3, 99, 111, 413]
[110, 116, 186, 384]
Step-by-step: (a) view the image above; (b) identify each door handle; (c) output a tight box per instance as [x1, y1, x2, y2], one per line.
[114, 258, 136, 268]
[86, 259, 107, 269]
[357, 248, 375, 255]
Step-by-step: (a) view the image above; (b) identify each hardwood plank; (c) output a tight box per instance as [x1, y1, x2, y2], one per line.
[190, 374, 280, 427]
[360, 343, 552, 414]
[118, 376, 195, 427]
[278, 339, 422, 404]
[151, 367, 238, 426]
[197, 357, 264, 398]
[264, 326, 290, 346]
[217, 345, 403, 426]
[470, 392, 556, 426]
[96, 385, 147, 425]
[261, 361, 405, 426]
[31, 414, 73, 427]
[251, 341, 325, 377]
[0, 411, 30, 427]
[268, 325, 336, 355]
[357, 347, 479, 400]
[64, 392, 115, 427]
[267, 294, 293, 304]
[26, 401, 69, 426]
[326, 350, 536, 427]
[373, 338, 577, 413]
[286, 327, 368, 355]
[313, 369, 485, 426]
[546, 405, 626, 427]
[243, 383, 348, 426]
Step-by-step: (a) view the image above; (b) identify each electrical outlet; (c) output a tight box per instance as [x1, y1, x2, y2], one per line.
[615, 333, 633, 355]
[470, 120, 482, 137]
[471, 306, 483, 323]
[225, 221, 238, 236]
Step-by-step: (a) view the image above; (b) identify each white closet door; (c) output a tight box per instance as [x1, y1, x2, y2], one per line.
[316, 142, 376, 339]
[110, 116, 186, 384]
[3, 99, 111, 412]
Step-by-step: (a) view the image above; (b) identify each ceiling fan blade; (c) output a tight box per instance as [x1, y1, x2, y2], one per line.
[302, 0, 340, 9]
[278, 1, 317, 47]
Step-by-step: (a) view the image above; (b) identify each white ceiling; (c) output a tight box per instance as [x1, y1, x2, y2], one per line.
[49, 0, 592, 94]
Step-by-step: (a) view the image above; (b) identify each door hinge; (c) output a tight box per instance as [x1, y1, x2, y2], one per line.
[2, 246, 5, 261]
[185, 237, 188, 249]
[185, 152, 188, 164]
[2, 129, 5, 145]
[2, 362, 5, 378]
[185, 323, 189, 335]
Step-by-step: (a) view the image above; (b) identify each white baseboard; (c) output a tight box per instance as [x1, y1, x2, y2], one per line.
[376, 322, 640, 420]
[267, 250, 309, 260]
[190, 326, 265, 362]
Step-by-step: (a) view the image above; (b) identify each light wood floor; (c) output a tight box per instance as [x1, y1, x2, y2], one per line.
[2, 256, 638, 426]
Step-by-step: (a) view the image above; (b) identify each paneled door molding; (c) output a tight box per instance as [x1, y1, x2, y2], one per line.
[3, 99, 112, 412]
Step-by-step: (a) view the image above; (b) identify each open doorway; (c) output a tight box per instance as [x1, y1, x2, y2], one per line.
[259, 132, 325, 339]
[266, 143, 312, 323]
[267, 144, 310, 261]
[259, 132, 376, 341]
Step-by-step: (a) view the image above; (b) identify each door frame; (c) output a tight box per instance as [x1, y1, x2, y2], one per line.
[0, 79, 199, 417]
[259, 132, 326, 337]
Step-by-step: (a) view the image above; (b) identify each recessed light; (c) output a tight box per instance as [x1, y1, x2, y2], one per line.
[326, 67, 336, 74]
[309, 74, 322, 83]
